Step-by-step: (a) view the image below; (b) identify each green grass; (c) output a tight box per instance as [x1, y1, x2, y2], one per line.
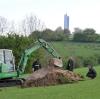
[1, 41, 100, 99]
[50, 41, 100, 67]
[0, 66, 100, 99]
[51, 41, 100, 58]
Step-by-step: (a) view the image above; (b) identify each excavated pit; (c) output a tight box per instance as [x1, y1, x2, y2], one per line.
[22, 66, 84, 87]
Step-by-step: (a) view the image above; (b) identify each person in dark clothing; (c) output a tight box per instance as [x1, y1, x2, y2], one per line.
[32, 59, 41, 72]
[66, 57, 75, 71]
[86, 65, 97, 79]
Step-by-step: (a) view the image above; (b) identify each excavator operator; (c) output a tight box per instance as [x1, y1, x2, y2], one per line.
[32, 59, 41, 72]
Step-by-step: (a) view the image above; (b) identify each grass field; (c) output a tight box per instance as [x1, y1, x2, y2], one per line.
[51, 41, 100, 58]
[0, 66, 100, 99]
[50, 41, 100, 67]
[0, 41, 100, 99]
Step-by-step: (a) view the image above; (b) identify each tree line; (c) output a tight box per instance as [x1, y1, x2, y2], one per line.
[1, 14, 100, 42]
[73, 28, 100, 42]
[31, 28, 100, 42]
[0, 14, 45, 35]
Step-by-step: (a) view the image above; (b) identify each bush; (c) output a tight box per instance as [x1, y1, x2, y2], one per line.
[74, 56, 84, 68]
[63, 55, 100, 69]
[0, 33, 46, 73]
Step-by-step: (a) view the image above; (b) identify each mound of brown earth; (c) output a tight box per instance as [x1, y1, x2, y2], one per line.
[22, 67, 84, 87]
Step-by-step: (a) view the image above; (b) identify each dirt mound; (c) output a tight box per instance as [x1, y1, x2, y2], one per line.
[22, 67, 84, 87]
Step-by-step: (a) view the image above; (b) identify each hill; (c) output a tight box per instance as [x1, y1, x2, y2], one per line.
[51, 41, 100, 67]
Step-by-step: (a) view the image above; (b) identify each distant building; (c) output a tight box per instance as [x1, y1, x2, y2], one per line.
[64, 13, 69, 30]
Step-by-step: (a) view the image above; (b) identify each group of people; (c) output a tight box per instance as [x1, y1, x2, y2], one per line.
[32, 57, 97, 79]
[66, 57, 97, 79]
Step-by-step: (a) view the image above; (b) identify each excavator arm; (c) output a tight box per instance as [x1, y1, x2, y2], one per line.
[38, 39, 60, 58]
[18, 39, 62, 74]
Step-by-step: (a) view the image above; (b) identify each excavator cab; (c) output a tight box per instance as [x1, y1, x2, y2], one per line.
[0, 49, 15, 73]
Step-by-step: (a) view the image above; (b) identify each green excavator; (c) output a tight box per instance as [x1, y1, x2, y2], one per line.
[0, 39, 62, 86]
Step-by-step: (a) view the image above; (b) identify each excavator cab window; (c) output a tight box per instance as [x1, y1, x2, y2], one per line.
[0, 63, 2, 73]
[0, 49, 15, 72]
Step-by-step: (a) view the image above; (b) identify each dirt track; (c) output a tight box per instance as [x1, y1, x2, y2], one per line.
[22, 67, 84, 87]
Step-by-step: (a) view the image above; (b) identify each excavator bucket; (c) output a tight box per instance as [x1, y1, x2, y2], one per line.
[49, 58, 63, 67]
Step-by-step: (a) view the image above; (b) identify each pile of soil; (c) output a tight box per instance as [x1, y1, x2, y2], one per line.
[22, 67, 84, 87]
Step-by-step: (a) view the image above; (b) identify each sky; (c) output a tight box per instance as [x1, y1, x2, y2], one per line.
[0, 0, 100, 32]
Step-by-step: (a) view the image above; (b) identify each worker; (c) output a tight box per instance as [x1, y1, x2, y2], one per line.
[86, 64, 97, 79]
[32, 59, 41, 72]
[66, 57, 75, 71]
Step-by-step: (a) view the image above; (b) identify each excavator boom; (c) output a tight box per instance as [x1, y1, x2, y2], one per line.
[18, 39, 62, 74]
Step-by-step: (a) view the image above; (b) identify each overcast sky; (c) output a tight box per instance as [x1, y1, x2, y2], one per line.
[0, 0, 100, 32]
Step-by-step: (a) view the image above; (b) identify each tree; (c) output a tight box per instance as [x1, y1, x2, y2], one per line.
[82, 28, 98, 42]
[21, 14, 45, 35]
[0, 16, 8, 34]
[21, 19, 27, 36]
[29, 28, 65, 41]
[55, 26, 63, 32]
[29, 30, 42, 39]
[73, 28, 98, 42]
[8, 21, 16, 33]
[73, 28, 82, 34]
[83, 28, 96, 35]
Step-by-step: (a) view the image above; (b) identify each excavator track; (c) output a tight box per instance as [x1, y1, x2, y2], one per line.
[0, 78, 25, 87]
